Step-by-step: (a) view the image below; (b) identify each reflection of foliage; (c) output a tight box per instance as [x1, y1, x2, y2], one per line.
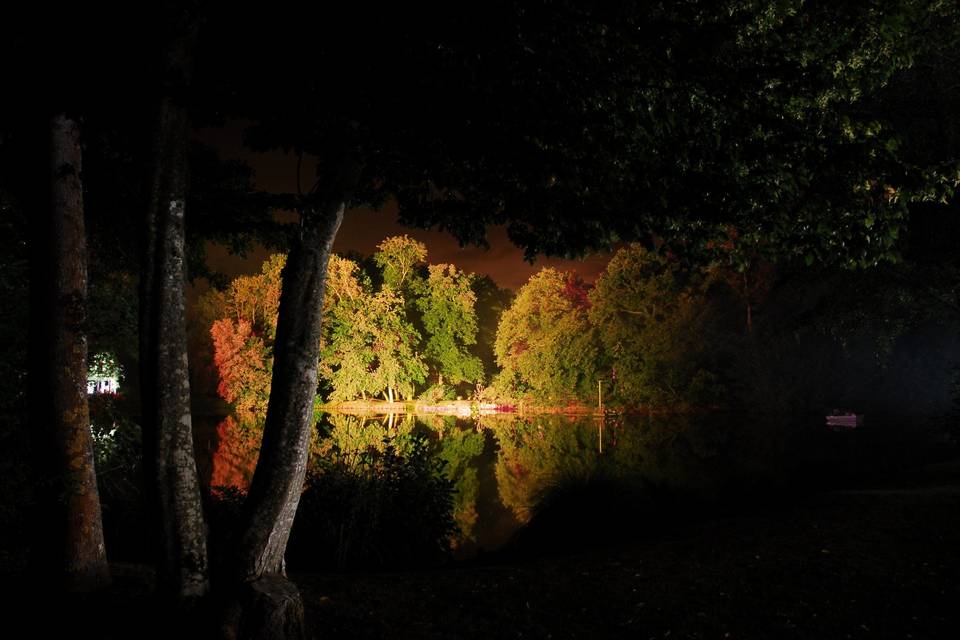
[433, 425, 485, 545]
[288, 415, 457, 570]
[493, 417, 605, 523]
[318, 413, 418, 463]
[489, 414, 783, 525]
[209, 416, 262, 492]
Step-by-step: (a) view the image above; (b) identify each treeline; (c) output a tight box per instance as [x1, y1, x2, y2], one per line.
[494, 244, 960, 414]
[195, 235, 512, 421]
[202, 239, 960, 417]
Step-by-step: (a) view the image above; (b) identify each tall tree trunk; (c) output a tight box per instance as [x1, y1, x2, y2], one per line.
[140, 15, 208, 602]
[227, 156, 359, 638]
[29, 113, 110, 591]
[236, 202, 345, 579]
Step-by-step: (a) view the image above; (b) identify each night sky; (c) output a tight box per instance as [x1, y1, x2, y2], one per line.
[200, 123, 612, 289]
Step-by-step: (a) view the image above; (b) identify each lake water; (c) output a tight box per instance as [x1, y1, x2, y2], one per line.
[197, 411, 951, 562]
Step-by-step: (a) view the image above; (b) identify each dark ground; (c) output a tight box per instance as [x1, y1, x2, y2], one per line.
[40, 458, 960, 639]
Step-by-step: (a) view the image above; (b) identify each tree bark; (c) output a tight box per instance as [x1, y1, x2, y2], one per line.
[235, 200, 346, 581]
[140, 17, 209, 601]
[29, 113, 110, 591]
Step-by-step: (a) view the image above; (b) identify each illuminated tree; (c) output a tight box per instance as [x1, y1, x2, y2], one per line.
[373, 235, 427, 293]
[322, 287, 427, 403]
[589, 245, 728, 407]
[366, 288, 429, 402]
[416, 264, 483, 387]
[210, 318, 272, 421]
[495, 269, 601, 402]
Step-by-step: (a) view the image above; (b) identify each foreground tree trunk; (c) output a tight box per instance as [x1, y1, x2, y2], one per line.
[237, 203, 345, 576]
[226, 158, 358, 639]
[29, 113, 110, 591]
[140, 17, 208, 603]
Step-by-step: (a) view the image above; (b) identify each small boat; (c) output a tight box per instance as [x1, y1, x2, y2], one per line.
[826, 412, 862, 428]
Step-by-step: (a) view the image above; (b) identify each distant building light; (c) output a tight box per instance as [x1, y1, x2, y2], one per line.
[87, 352, 122, 395]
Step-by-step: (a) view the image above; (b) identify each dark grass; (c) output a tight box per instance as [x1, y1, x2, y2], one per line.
[18, 458, 960, 639]
[300, 458, 960, 639]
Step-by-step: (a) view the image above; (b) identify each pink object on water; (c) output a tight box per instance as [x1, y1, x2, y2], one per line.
[826, 412, 862, 428]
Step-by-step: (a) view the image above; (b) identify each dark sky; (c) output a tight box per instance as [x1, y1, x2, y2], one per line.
[200, 123, 611, 290]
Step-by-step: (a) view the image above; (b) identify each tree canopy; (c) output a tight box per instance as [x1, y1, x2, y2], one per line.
[194, 1, 959, 266]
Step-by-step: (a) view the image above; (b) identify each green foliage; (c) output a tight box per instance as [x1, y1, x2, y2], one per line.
[88, 351, 122, 380]
[492, 253, 733, 408]
[495, 268, 601, 403]
[418, 383, 456, 404]
[731, 264, 960, 415]
[373, 235, 427, 292]
[207, 238, 491, 406]
[286, 415, 458, 570]
[416, 263, 484, 386]
[432, 426, 486, 544]
[589, 245, 732, 407]
[88, 393, 146, 562]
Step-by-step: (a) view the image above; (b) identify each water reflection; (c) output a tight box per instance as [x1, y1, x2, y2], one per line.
[202, 410, 946, 558]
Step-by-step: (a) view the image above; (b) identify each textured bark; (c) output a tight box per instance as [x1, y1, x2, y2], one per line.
[140, 19, 209, 601]
[221, 577, 306, 640]
[30, 114, 110, 591]
[236, 201, 346, 580]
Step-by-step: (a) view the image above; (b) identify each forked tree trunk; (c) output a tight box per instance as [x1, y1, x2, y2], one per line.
[140, 17, 209, 601]
[29, 114, 111, 591]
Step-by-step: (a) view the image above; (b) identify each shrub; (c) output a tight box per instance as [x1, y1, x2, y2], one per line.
[286, 435, 458, 571]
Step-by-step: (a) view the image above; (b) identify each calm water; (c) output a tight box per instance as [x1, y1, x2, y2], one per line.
[197, 410, 952, 559]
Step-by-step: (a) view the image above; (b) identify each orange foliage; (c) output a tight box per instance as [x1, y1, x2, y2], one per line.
[210, 318, 272, 419]
[209, 416, 260, 492]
